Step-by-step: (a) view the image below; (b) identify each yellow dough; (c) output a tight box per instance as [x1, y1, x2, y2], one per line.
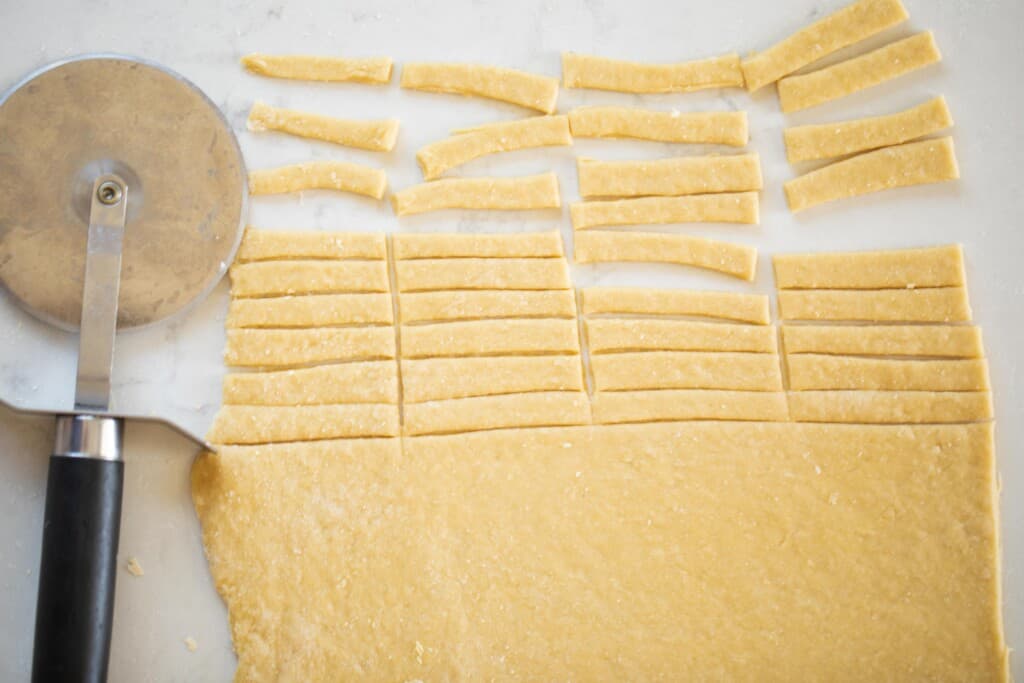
[223, 328, 396, 368]
[399, 290, 576, 323]
[783, 97, 953, 163]
[591, 351, 783, 391]
[741, 0, 909, 91]
[568, 107, 748, 146]
[400, 62, 559, 113]
[392, 173, 561, 216]
[778, 32, 942, 113]
[580, 287, 770, 324]
[774, 244, 964, 290]
[222, 362, 398, 405]
[586, 319, 777, 353]
[395, 257, 570, 292]
[574, 231, 757, 281]
[416, 116, 571, 180]
[403, 391, 591, 436]
[592, 389, 789, 424]
[577, 153, 762, 198]
[787, 390, 993, 424]
[247, 102, 399, 151]
[570, 192, 759, 230]
[392, 231, 564, 259]
[240, 53, 393, 83]
[229, 260, 390, 297]
[236, 230, 386, 262]
[777, 287, 972, 322]
[787, 355, 990, 391]
[401, 355, 584, 403]
[207, 404, 398, 444]
[226, 293, 394, 328]
[401, 319, 580, 358]
[561, 52, 743, 93]
[781, 324, 983, 357]
[248, 161, 387, 198]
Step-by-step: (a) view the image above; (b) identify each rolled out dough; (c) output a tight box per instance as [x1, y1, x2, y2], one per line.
[787, 390, 993, 424]
[240, 53, 393, 83]
[586, 318, 777, 354]
[392, 231, 564, 259]
[773, 244, 964, 290]
[577, 153, 762, 198]
[590, 351, 783, 391]
[777, 287, 972, 322]
[592, 389, 789, 424]
[570, 192, 759, 230]
[401, 355, 584, 403]
[229, 260, 390, 297]
[223, 327, 396, 368]
[398, 290, 576, 323]
[248, 161, 387, 198]
[247, 102, 399, 151]
[226, 293, 394, 328]
[561, 52, 743, 93]
[568, 107, 748, 146]
[787, 354, 990, 391]
[236, 230, 386, 262]
[402, 391, 591, 436]
[392, 173, 561, 216]
[580, 287, 770, 324]
[782, 324, 982, 358]
[400, 62, 559, 113]
[401, 318, 580, 358]
[222, 362, 398, 406]
[207, 404, 399, 444]
[395, 258, 570, 292]
[574, 231, 758, 281]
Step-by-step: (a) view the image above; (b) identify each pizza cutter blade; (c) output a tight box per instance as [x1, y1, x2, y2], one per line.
[0, 55, 247, 682]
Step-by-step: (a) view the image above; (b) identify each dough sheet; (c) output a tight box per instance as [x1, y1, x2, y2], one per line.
[223, 327, 396, 368]
[222, 362, 399, 406]
[591, 389, 789, 424]
[402, 391, 591, 436]
[787, 390, 993, 424]
[402, 355, 584, 403]
[207, 404, 399, 444]
[392, 231, 564, 259]
[395, 257, 571, 292]
[229, 260, 390, 297]
[392, 173, 561, 216]
[574, 231, 758, 281]
[248, 161, 387, 198]
[399, 289, 576, 323]
[777, 287, 972, 322]
[570, 192, 759, 230]
[580, 287, 770, 324]
[401, 319, 580, 358]
[240, 53, 393, 83]
[781, 324, 983, 358]
[561, 52, 743, 93]
[568, 107, 748, 146]
[591, 351, 784, 391]
[400, 62, 559, 113]
[226, 293, 394, 328]
[247, 101, 399, 151]
[236, 230, 386, 262]
[586, 318, 777, 353]
[577, 153, 762, 198]
[773, 244, 964, 290]
[787, 354, 990, 391]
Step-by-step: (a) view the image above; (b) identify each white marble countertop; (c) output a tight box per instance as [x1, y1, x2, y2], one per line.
[1, 0, 1022, 679]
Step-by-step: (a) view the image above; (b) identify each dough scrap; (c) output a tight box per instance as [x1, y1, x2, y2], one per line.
[574, 231, 757, 281]
[773, 244, 964, 290]
[222, 362, 398, 405]
[777, 287, 972, 322]
[207, 404, 398, 444]
[401, 319, 580, 358]
[587, 318, 777, 353]
[568, 107, 748, 146]
[392, 231, 564, 259]
[395, 258, 570, 292]
[226, 293, 394, 328]
[787, 354, 989, 391]
[247, 101, 399, 151]
[416, 116, 571, 180]
[570, 192, 759, 230]
[399, 290, 576, 323]
[788, 390, 993, 424]
[781, 324, 982, 358]
[740, 0, 909, 91]
[401, 355, 584, 403]
[392, 173, 561, 216]
[577, 153, 762, 198]
[236, 230, 386, 262]
[783, 96, 953, 163]
[778, 32, 941, 113]
[240, 53, 393, 83]
[229, 260, 389, 297]
[400, 62, 559, 113]
[248, 161, 387, 198]
[592, 389, 789, 424]
[224, 328, 396, 368]
[403, 391, 590, 436]
[561, 52, 743, 93]
[581, 287, 770, 324]
[591, 351, 783, 391]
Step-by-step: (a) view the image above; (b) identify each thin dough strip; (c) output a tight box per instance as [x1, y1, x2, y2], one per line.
[399, 290, 576, 323]
[402, 391, 590, 436]
[787, 390, 992, 424]
[207, 404, 399, 444]
[222, 362, 398, 405]
[574, 231, 757, 281]
[236, 230, 386, 262]
[568, 107, 748, 146]
[247, 102, 399, 152]
[570, 193, 759, 230]
[392, 173, 560, 216]
[227, 293, 394, 328]
[581, 287, 770, 325]
[401, 62, 559, 114]
[577, 154, 762, 198]
[395, 258, 570, 292]
[248, 161, 387, 198]
[777, 288, 971, 322]
[401, 355, 584, 403]
[240, 53, 393, 83]
[781, 325, 983, 358]
[229, 260, 390, 297]
[591, 351, 784, 392]
[393, 231, 564, 259]
[224, 327, 396, 368]
[773, 245, 964, 290]
[592, 390, 789, 424]
[787, 355, 989, 391]
[777, 32, 942, 113]
[587, 319, 777, 354]
[401, 319, 580, 358]
[562, 52, 743, 93]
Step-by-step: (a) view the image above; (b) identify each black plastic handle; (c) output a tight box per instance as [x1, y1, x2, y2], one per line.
[32, 454, 124, 683]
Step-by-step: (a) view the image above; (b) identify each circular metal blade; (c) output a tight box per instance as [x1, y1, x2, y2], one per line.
[0, 55, 247, 330]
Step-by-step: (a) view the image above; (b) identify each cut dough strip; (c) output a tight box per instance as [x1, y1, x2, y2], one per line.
[787, 390, 992, 424]
[222, 362, 398, 405]
[591, 351, 784, 392]
[787, 355, 989, 391]
[570, 193, 759, 230]
[562, 52, 743, 93]
[399, 289, 576, 323]
[781, 325, 982, 358]
[777, 287, 971, 322]
[568, 107, 748, 146]
[773, 244, 964, 290]
[574, 231, 757, 281]
[587, 319, 777, 354]
[393, 231, 564, 259]
[236, 230, 386, 262]
[240, 53, 393, 84]
[229, 260, 389, 297]
[247, 102, 399, 151]
[592, 390, 789, 424]
[248, 161, 387, 198]
[401, 319, 580, 358]
[783, 97, 953, 164]
[581, 287, 770, 325]
[207, 404, 399, 444]
[395, 258, 570, 292]
[577, 154, 762, 198]
[402, 391, 590, 436]
[392, 173, 560, 216]
[777, 31, 942, 113]
[401, 355, 584, 403]
[741, 0, 909, 92]
[227, 293, 394, 328]
[400, 62, 559, 114]
[417, 116, 571, 180]
[224, 327, 396, 368]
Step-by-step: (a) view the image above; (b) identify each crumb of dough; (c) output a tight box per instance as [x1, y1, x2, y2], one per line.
[126, 557, 144, 577]
[184, 637, 198, 652]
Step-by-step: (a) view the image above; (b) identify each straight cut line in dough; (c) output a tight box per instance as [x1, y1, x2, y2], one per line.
[561, 52, 743, 93]
[590, 351, 783, 392]
[229, 260, 390, 297]
[399, 290, 576, 323]
[592, 389, 789, 424]
[577, 154, 762, 198]
[787, 355, 990, 391]
[392, 231, 564, 259]
[223, 327, 396, 368]
[773, 244, 964, 290]
[781, 325, 983, 358]
[392, 173, 560, 216]
[248, 161, 387, 198]
[402, 391, 590, 436]
[236, 229, 386, 262]
[740, 0, 909, 92]
[783, 97, 953, 163]
[240, 53, 393, 83]
[787, 390, 992, 424]
[222, 361, 398, 405]
[416, 116, 571, 180]
[395, 258, 571, 292]
[574, 231, 757, 281]
[207, 404, 399, 444]
[580, 287, 770, 325]
[777, 31, 942, 113]
[568, 107, 748, 146]
[226, 293, 394, 328]
[777, 287, 971, 322]
[401, 355, 584, 403]
[570, 193, 759, 230]
[247, 101, 399, 151]
[586, 319, 777, 354]
[400, 62, 559, 114]
[401, 319, 581, 358]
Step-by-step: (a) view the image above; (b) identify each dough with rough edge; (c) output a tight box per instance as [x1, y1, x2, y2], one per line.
[787, 355, 989, 391]
[236, 230, 386, 262]
[229, 260, 389, 297]
[592, 389, 789, 424]
[399, 290, 576, 323]
[571, 192, 758, 230]
[401, 319, 580, 358]
[248, 161, 387, 198]
[591, 351, 783, 391]
[574, 231, 757, 281]
[392, 173, 561, 216]
[240, 53, 393, 83]
[562, 52, 743, 93]
[773, 245, 964, 290]
[781, 324, 982, 358]
[788, 390, 993, 424]
[777, 287, 971, 322]
[577, 153, 762, 198]
[581, 287, 769, 324]
[223, 327, 395, 368]
[401, 62, 559, 113]
[587, 319, 777, 354]
[401, 355, 584, 403]
[247, 102, 399, 151]
[222, 362, 398, 405]
[392, 231, 564, 259]
[568, 107, 747, 146]
[206, 404, 398, 444]
[402, 391, 590, 436]
[395, 258, 570, 292]
[226, 293, 394, 328]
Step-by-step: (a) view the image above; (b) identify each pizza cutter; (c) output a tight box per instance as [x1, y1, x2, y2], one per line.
[0, 55, 247, 682]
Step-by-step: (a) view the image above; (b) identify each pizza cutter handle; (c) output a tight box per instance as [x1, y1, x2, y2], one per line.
[32, 415, 124, 683]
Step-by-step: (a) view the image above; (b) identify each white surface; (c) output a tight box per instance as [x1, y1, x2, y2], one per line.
[1, 0, 1021, 679]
